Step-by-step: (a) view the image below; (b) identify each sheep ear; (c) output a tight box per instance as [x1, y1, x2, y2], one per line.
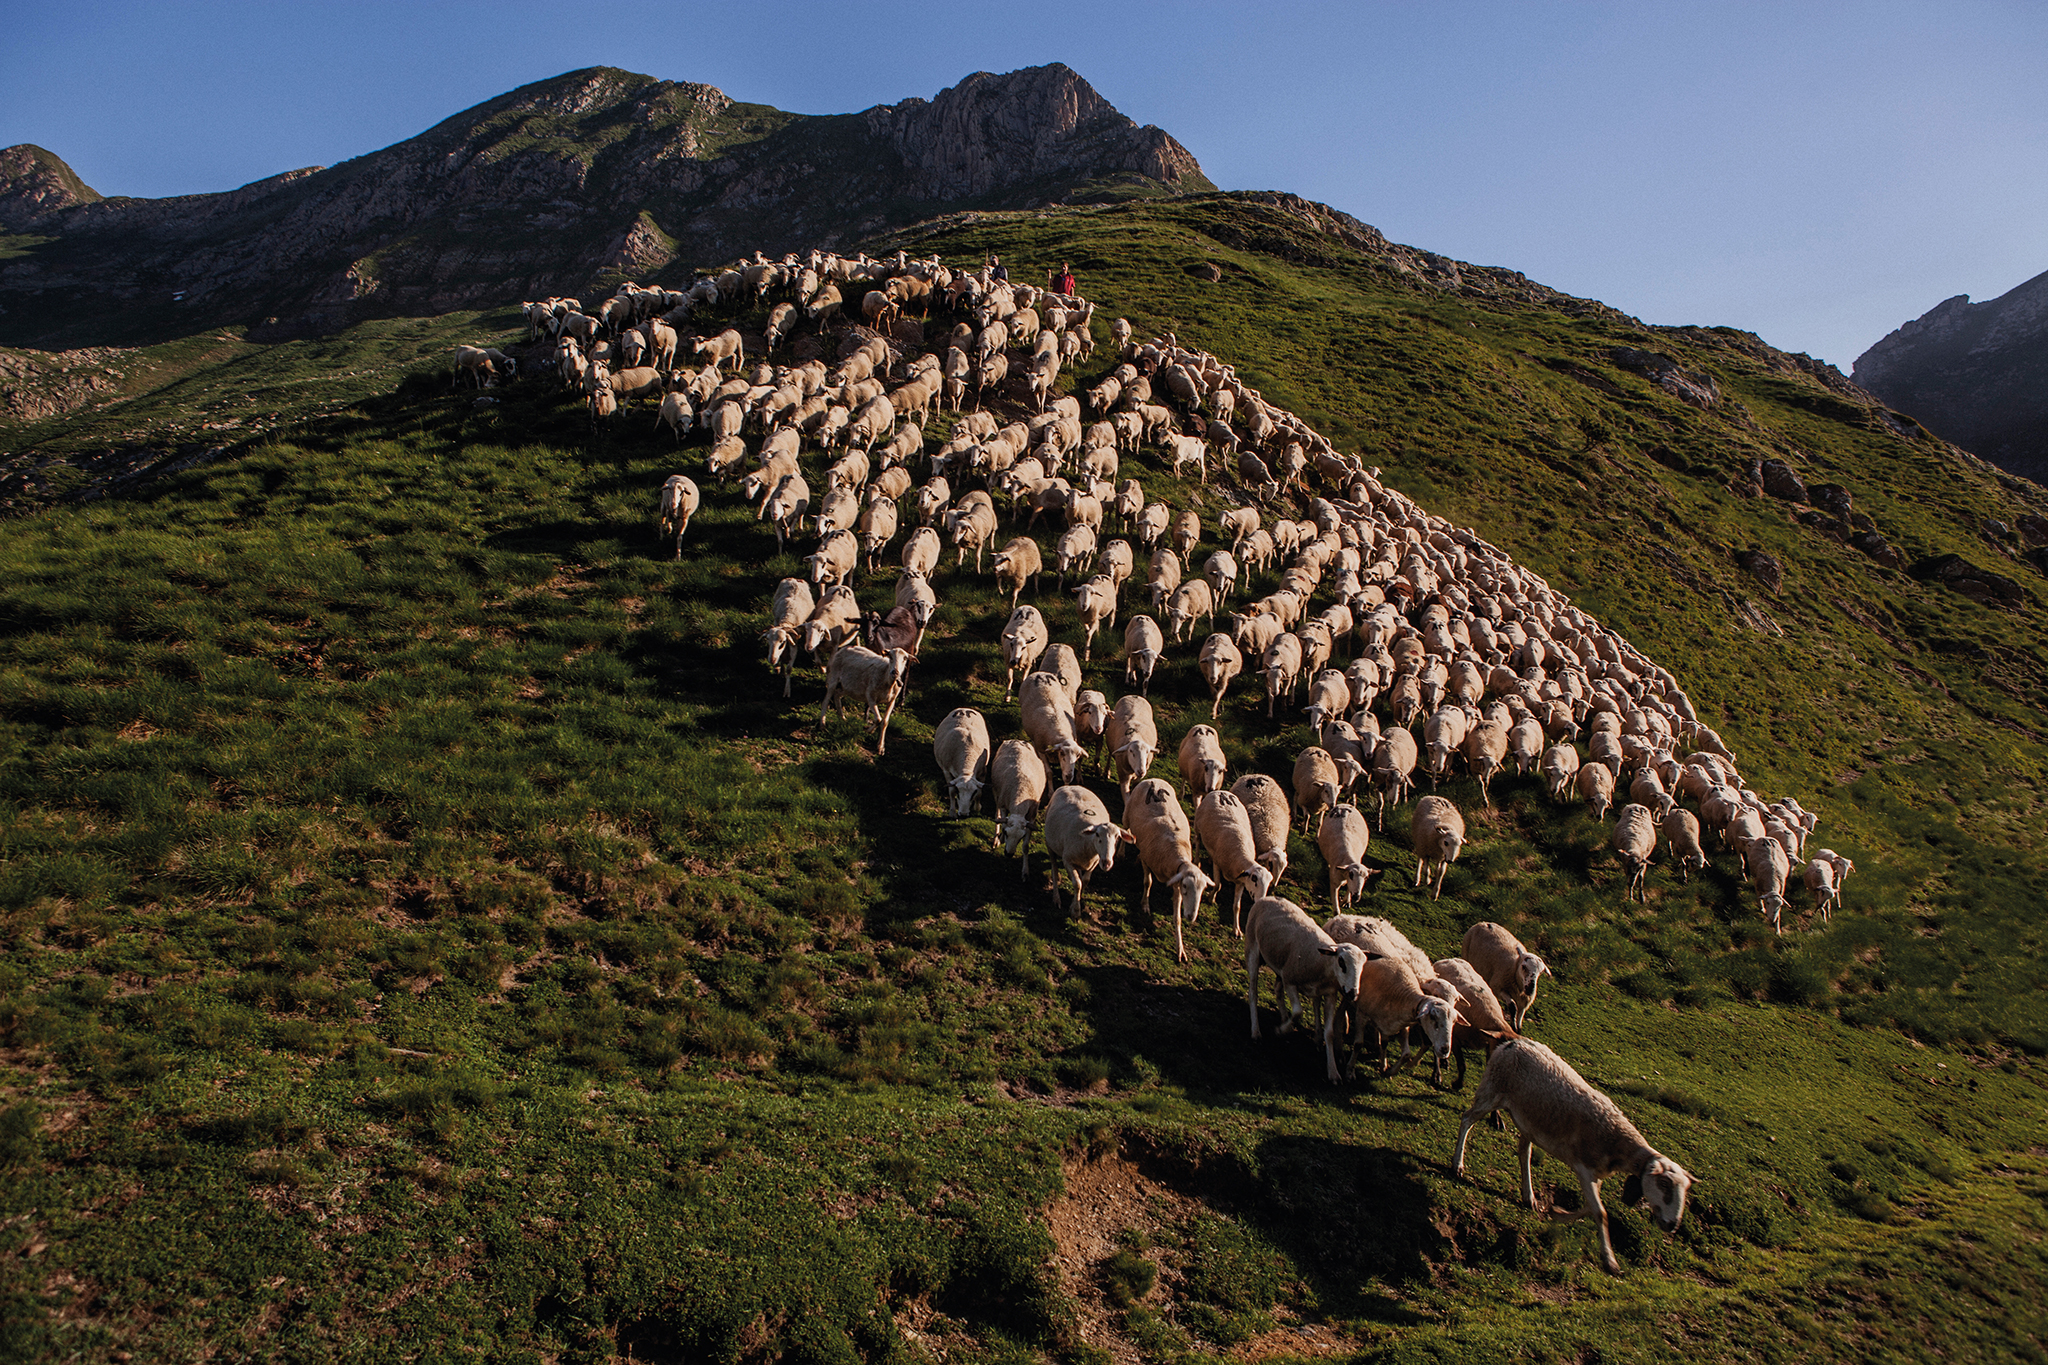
[1318, 946, 1338, 957]
[1621, 1173, 1644, 1207]
[1116, 826, 1138, 844]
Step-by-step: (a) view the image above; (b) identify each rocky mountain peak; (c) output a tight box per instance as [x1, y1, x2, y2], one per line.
[0, 144, 103, 232]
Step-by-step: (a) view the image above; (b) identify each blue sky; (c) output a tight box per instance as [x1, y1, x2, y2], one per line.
[4, 0, 2044, 369]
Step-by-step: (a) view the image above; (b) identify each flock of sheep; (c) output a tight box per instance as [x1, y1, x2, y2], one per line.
[465, 245, 1877, 1273]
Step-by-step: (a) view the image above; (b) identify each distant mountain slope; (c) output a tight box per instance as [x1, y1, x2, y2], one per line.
[1854, 270, 2048, 486]
[0, 64, 1208, 348]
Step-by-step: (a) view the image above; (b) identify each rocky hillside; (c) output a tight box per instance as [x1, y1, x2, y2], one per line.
[0, 64, 1208, 349]
[1854, 269, 2048, 486]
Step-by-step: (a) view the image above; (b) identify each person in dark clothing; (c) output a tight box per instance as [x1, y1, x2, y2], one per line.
[988, 255, 1008, 283]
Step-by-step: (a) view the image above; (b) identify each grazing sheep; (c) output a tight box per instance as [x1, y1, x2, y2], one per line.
[1075, 689, 1111, 769]
[1193, 790, 1275, 940]
[1293, 747, 1361, 834]
[1042, 643, 1083, 705]
[1324, 943, 1461, 1082]
[1177, 724, 1228, 797]
[992, 739, 1049, 880]
[933, 708, 992, 817]
[1147, 547, 1183, 611]
[1371, 728, 1420, 831]
[805, 530, 858, 590]
[1662, 809, 1706, 883]
[819, 645, 910, 753]
[944, 496, 1000, 571]
[1073, 574, 1118, 662]
[1611, 803, 1658, 902]
[1244, 896, 1369, 1084]
[1124, 615, 1165, 695]
[1803, 856, 1841, 923]
[992, 537, 1043, 612]
[1542, 744, 1582, 801]
[1508, 717, 1546, 777]
[1124, 779, 1215, 962]
[1106, 694, 1160, 796]
[1001, 605, 1049, 698]
[1230, 774, 1293, 888]
[1043, 784, 1132, 914]
[1452, 1038, 1693, 1276]
[1203, 550, 1239, 606]
[1430, 957, 1519, 1090]
[1198, 632, 1244, 718]
[1019, 673, 1087, 785]
[1262, 633, 1304, 718]
[1744, 835, 1792, 935]
[1166, 579, 1215, 643]
[763, 472, 812, 554]
[1463, 721, 1510, 810]
[1576, 761, 1615, 821]
[1462, 922, 1549, 1030]
[1411, 795, 1467, 900]
[762, 577, 815, 699]
[656, 475, 700, 559]
[1316, 804, 1379, 911]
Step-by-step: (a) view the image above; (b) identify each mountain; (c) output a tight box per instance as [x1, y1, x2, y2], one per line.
[0, 64, 1209, 347]
[1853, 269, 2048, 485]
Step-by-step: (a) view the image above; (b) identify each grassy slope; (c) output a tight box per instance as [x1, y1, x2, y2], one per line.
[0, 195, 2044, 1363]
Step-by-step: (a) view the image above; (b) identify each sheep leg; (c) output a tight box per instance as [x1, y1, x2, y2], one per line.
[1279, 983, 1303, 1035]
[875, 688, 900, 755]
[1245, 950, 1264, 1040]
[1519, 1135, 1540, 1211]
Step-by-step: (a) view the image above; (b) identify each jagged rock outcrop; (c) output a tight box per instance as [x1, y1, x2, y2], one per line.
[0, 64, 1210, 347]
[1853, 270, 2048, 484]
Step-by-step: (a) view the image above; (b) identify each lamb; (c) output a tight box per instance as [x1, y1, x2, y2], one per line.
[1462, 922, 1549, 1029]
[1193, 790, 1275, 940]
[1125, 779, 1216, 962]
[933, 707, 992, 817]
[1197, 632, 1243, 718]
[1124, 615, 1165, 695]
[1316, 804, 1379, 911]
[1243, 896, 1369, 1084]
[1610, 803, 1658, 902]
[992, 739, 1049, 880]
[1411, 795, 1467, 900]
[1106, 694, 1160, 796]
[762, 577, 815, 699]
[1230, 774, 1293, 887]
[1177, 724, 1228, 797]
[1576, 761, 1615, 821]
[992, 537, 1043, 612]
[656, 475, 700, 559]
[1043, 784, 1132, 913]
[1744, 834, 1792, 935]
[1542, 744, 1582, 801]
[1662, 808, 1706, 884]
[1430, 956, 1520, 1090]
[1019, 673, 1087, 784]
[1452, 1038, 1693, 1275]
[818, 645, 910, 753]
[1000, 604, 1049, 697]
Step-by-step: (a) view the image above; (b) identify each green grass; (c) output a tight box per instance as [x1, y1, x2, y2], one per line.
[0, 193, 2045, 1362]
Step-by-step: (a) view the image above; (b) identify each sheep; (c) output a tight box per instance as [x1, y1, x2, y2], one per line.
[900, 526, 942, 580]
[1660, 809, 1706, 884]
[1462, 922, 1549, 1030]
[819, 646, 910, 753]
[1075, 689, 1111, 768]
[1611, 803, 1658, 902]
[1203, 550, 1239, 607]
[944, 496, 1000, 571]
[1042, 643, 1083, 706]
[1165, 579, 1215, 644]
[1230, 774, 1292, 888]
[1542, 744, 1582, 801]
[762, 577, 815, 699]
[1463, 721, 1510, 810]
[1001, 605, 1049, 698]
[1192, 632, 1244, 719]
[694, 328, 744, 373]
[1177, 724, 1228, 797]
[933, 708, 992, 817]
[805, 530, 858, 590]
[1243, 896, 1369, 1084]
[1451, 1038, 1694, 1275]
[1811, 847, 1855, 894]
[1043, 784, 1132, 914]
[1146, 547, 1182, 611]
[1430, 957, 1520, 1091]
[656, 475, 700, 559]
[1071, 574, 1118, 662]
[1370, 728, 1420, 831]
[801, 584, 861, 664]
[1135, 501, 1171, 553]
[1106, 694, 1160, 796]
[1303, 670, 1351, 734]
[1055, 523, 1098, 590]
[855, 495, 900, 574]
[1193, 789, 1275, 940]
[992, 537, 1043, 612]
[1411, 795, 1466, 900]
[1321, 939, 1461, 1082]
[763, 472, 812, 553]
[1124, 615, 1165, 695]
[1124, 779, 1216, 962]
[894, 571, 937, 650]
[1262, 633, 1304, 718]
[1316, 803, 1378, 911]
[992, 739, 1049, 880]
[1019, 673, 1087, 785]
[1744, 835, 1792, 935]
[1507, 717, 1546, 777]
[1803, 856, 1841, 923]
[1576, 761, 1615, 821]
[656, 389, 695, 444]
[1293, 747, 1360, 833]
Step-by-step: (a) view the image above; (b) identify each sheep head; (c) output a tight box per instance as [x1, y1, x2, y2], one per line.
[1414, 995, 1462, 1067]
[947, 776, 984, 818]
[1053, 743, 1087, 787]
[1316, 942, 1368, 1008]
[1622, 1156, 1694, 1234]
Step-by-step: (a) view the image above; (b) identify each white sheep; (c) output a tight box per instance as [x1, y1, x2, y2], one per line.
[1124, 615, 1165, 695]
[932, 708, 992, 817]
[656, 475, 700, 560]
[1197, 632, 1243, 718]
[762, 577, 815, 699]
[1193, 790, 1275, 940]
[1073, 575, 1118, 661]
[1124, 779, 1215, 962]
[1462, 922, 1549, 1030]
[1452, 1038, 1694, 1275]
[992, 536, 1043, 612]
[1744, 835, 1792, 935]
[1371, 728, 1419, 831]
[1244, 896, 1369, 1084]
[992, 739, 1049, 881]
[1576, 761, 1615, 821]
[1316, 804, 1379, 911]
[1610, 803, 1658, 902]
[1106, 694, 1159, 796]
[818, 645, 910, 753]
[1430, 956, 1519, 1090]
[1662, 809, 1706, 883]
[1177, 724, 1228, 797]
[1019, 673, 1087, 785]
[1043, 784, 1132, 914]
[1411, 795, 1466, 900]
[1542, 743, 1582, 801]
[1001, 605, 1049, 698]
[1230, 774, 1292, 888]
[1324, 943, 1461, 1082]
